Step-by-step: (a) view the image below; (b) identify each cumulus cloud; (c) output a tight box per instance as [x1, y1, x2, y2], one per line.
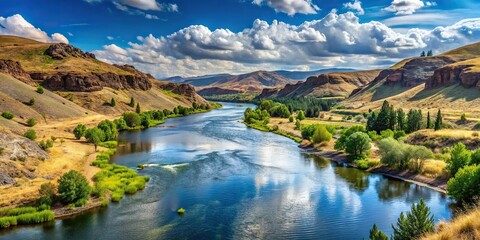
[343, 0, 364, 15]
[92, 10, 480, 78]
[0, 14, 68, 43]
[384, 0, 436, 15]
[252, 0, 320, 16]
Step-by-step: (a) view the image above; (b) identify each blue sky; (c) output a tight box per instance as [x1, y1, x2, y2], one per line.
[1, 0, 480, 77]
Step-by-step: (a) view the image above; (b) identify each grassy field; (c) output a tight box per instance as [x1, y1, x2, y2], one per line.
[422, 206, 480, 240]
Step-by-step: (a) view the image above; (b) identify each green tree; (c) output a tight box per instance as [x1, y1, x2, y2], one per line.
[375, 100, 392, 132]
[460, 113, 467, 122]
[396, 109, 406, 131]
[392, 199, 435, 240]
[312, 125, 332, 144]
[427, 50, 433, 56]
[136, 103, 141, 113]
[73, 124, 87, 140]
[295, 119, 301, 130]
[446, 142, 471, 176]
[369, 224, 388, 240]
[367, 112, 378, 132]
[434, 109, 442, 131]
[289, 116, 294, 122]
[471, 149, 480, 165]
[39, 182, 56, 206]
[85, 127, 105, 151]
[141, 113, 152, 128]
[113, 118, 128, 130]
[420, 51, 426, 57]
[334, 125, 366, 151]
[123, 112, 141, 128]
[24, 129, 37, 140]
[426, 112, 432, 129]
[97, 120, 118, 141]
[110, 97, 116, 107]
[447, 164, 480, 203]
[410, 145, 434, 173]
[296, 110, 306, 121]
[345, 132, 371, 160]
[28, 98, 35, 106]
[36, 85, 44, 94]
[57, 170, 90, 204]
[27, 118, 37, 127]
[129, 97, 135, 107]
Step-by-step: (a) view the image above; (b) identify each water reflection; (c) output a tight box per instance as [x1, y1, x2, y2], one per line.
[0, 102, 453, 240]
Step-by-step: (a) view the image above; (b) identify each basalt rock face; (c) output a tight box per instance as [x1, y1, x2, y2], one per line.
[45, 43, 96, 60]
[0, 59, 34, 85]
[426, 64, 480, 89]
[159, 82, 201, 103]
[384, 57, 456, 87]
[39, 64, 154, 92]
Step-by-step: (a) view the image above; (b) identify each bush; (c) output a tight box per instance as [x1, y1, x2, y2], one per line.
[334, 125, 366, 151]
[113, 118, 128, 130]
[125, 185, 138, 195]
[98, 141, 118, 149]
[16, 210, 54, 224]
[85, 127, 105, 150]
[26, 118, 37, 127]
[1, 111, 14, 119]
[311, 125, 332, 144]
[446, 143, 471, 176]
[36, 85, 44, 94]
[98, 120, 118, 141]
[123, 112, 141, 128]
[345, 132, 371, 161]
[28, 98, 35, 106]
[355, 159, 370, 170]
[58, 170, 90, 204]
[394, 130, 406, 139]
[377, 138, 433, 171]
[471, 149, 480, 165]
[73, 124, 87, 140]
[39, 182, 56, 206]
[110, 97, 116, 107]
[24, 129, 37, 140]
[39, 139, 53, 150]
[379, 129, 394, 139]
[74, 198, 88, 207]
[296, 110, 306, 120]
[289, 116, 294, 122]
[447, 165, 480, 203]
[0, 216, 17, 228]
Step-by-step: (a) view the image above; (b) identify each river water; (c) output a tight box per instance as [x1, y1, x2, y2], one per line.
[0, 102, 453, 240]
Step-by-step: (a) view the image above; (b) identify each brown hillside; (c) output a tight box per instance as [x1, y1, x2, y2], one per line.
[258, 70, 380, 99]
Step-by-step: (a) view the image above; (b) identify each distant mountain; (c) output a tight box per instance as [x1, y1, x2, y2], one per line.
[274, 68, 356, 81]
[164, 68, 356, 96]
[258, 70, 380, 99]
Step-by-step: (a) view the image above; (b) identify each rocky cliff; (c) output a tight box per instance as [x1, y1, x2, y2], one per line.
[426, 60, 480, 89]
[0, 59, 34, 86]
[44, 43, 96, 60]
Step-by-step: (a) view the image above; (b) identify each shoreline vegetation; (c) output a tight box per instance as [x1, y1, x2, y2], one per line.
[242, 99, 480, 239]
[0, 102, 222, 230]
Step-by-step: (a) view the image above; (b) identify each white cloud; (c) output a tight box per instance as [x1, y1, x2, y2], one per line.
[252, 0, 319, 16]
[92, 10, 480, 78]
[0, 14, 68, 43]
[383, 0, 436, 15]
[107, 36, 115, 40]
[343, 0, 364, 15]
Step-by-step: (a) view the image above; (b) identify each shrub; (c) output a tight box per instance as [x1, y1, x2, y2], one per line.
[113, 118, 128, 130]
[0, 207, 37, 217]
[125, 185, 138, 195]
[39, 182, 56, 206]
[355, 159, 370, 170]
[111, 190, 124, 202]
[296, 110, 306, 120]
[1, 111, 14, 119]
[460, 113, 467, 122]
[123, 112, 141, 128]
[129, 97, 135, 107]
[473, 132, 479, 137]
[16, 210, 54, 224]
[24, 129, 37, 140]
[91, 183, 107, 198]
[28, 98, 35, 106]
[136, 103, 141, 113]
[394, 130, 406, 139]
[98, 141, 118, 149]
[36, 85, 44, 94]
[471, 149, 480, 165]
[447, 165, 480, 203]
[295, 119, 301, 129]
[446, 143, 471, 176]
[312, 125, 332, 144]
[110, 97, 116, 107]
[140, 113, 152, 128]
[0, 216, 17, 228]
[85, 127, 105, 150]
[58, 170, 90, 204]
[289, 116, 294, 122]
[73, 124, 87, 140]
[379, 129, 394, 139]
[345, 132, 371, 161]
[26, 118, 37, 127]
[334, 125, 366, 151]
[367, 131, 379, 141]
[98, 120, 118, 141]
[369, 224, 388, 240]
[378, 138, 433, 171]
[39, 139, 53, 150]
[74, 198, 88, 207]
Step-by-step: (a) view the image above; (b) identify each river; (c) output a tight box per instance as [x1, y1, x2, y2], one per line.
[0, 102, 453, 240]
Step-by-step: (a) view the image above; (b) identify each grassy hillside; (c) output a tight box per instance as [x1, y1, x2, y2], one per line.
[421, 207, 480, 240]
[0, 35, 131, 75]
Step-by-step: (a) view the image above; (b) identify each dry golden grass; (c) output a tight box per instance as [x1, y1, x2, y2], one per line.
[449, 57, 480, 73]
[422, 207, 480, 240]
[0, 36, 131, 75]
[423, 129, 480, 138]
[422, 159, 447, 178]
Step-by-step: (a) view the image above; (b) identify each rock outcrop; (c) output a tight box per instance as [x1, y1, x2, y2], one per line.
[36, 64, 154, 92]
[159, 82, 203, 103]
[197, 87, 242, 96]
[426, 64, 480, 89]
[384, 57, 456, 87]
[0, 59, 34, 85]
[44, 43, 96, 60]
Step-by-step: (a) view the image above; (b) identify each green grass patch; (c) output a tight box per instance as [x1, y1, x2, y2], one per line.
[98, 141, 118, 149]
[0, 207, 54, 229]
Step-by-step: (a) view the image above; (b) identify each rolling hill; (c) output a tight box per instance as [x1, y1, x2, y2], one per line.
[0, 35, 208, 119]
[165, 68, 356, 96]
[342, 42, 480, 116]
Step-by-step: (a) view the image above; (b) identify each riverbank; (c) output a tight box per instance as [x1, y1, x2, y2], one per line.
[246, 117, 449, 194]
[0, 104, 221, 215]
